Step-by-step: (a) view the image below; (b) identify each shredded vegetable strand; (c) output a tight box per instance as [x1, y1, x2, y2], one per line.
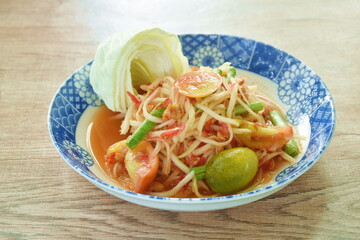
[151, 171, 194, 197]
[160, 140, 172, 175]
[202, 150, 215, 163]
[162, 169, 180, 185]
[280, 152, 297, 164]
[238, 85, 250, 105]
[170, 152, 190, 173]
[236, 96, 265, 125]
[202, 91, 229, 105]
[142, 88, 163, 123]
[113, 162, 120, 178]
[192, 175, 207, 198]
[129, 120, 142, 127]
[193, 143, 213, 156]
[232, 128, 252, 134]
[144, 77, 163, 91]
[178, 140, 201, 158]
[150, 141, 163, 162]
[154, 119, 176, 130]
[256, 93, 285, 114]
[197, 111, 209, 134]
[198, 124, 233, 147]
[120, 104, 135, 134]
[195, 103, 239, 126]
[179, 99, 195, 142]
[221, 75, 231, 91]
[226, 83, 238, 118]
[259, 151, 282, 167]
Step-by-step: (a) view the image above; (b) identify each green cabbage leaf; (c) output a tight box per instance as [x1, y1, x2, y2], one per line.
[90, 28, 189, 112]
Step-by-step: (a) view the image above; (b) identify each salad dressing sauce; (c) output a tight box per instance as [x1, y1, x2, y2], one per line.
[87, 105, 126, 176]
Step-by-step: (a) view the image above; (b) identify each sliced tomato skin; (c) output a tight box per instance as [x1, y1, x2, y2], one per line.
[235, 120, 293, 151]
[124, 141, 159, 193]
[175, 71, 222, 98]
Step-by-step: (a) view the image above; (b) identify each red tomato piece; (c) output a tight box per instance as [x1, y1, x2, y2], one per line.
[235, 120, 293, 151]
[175, 71, 222, 98]
[124, 141, 159, 193]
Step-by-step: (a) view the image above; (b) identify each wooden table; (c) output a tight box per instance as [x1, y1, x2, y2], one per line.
[1, 0, 359, 239]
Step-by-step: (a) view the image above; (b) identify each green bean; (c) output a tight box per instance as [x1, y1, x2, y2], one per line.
[269, 110, 288, 126]
[126, 105, 166, 149]
[269, 110, 300, 157]
[234, 102, 264, 115]
[285, 139, 300, 157]
[190, 165, 206, 180]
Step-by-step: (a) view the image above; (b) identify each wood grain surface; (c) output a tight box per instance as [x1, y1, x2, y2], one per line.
[1, 0, 359, 239]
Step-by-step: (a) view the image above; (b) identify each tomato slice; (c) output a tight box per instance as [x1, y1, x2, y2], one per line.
[124, 140, 159, 193]
[235, 120, 293, 151]
[175, 71, 222, 98]
[106, 140, 129, 165]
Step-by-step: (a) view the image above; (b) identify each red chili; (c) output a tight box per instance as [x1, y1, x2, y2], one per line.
[127, 91, 141, 107]
[156, 97, 171, 109]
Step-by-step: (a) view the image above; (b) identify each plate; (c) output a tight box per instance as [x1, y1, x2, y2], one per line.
[48, 34, 335, 211]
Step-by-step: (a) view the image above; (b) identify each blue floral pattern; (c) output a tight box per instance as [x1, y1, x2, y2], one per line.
[278, 63, 317, 105]
[192, 46, 224, 67]
[49, 61, 96, 175]
[73, 64, 102, 106]
[48, 35, 335, 202]
[63, 140, 94, 169]
[180, 34, 223, 68]
[286, 98, 313, 125]
[273, 54, 334, 181]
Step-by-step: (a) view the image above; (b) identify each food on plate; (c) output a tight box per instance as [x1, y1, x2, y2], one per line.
[88, 28, 302, 198]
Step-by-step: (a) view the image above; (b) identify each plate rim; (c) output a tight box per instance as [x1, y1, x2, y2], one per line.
[48, 33, 336, 204]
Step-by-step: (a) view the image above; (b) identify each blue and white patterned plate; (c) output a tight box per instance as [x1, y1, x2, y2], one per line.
[48, 34, 335, 211]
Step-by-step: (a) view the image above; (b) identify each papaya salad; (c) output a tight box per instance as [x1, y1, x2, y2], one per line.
[89, 28, 301, 198]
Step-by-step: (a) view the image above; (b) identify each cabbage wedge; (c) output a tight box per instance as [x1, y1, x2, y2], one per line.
[90, 28, 189, 112]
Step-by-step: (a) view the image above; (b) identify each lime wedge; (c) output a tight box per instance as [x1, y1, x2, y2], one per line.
[205, 147, 258, 194]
